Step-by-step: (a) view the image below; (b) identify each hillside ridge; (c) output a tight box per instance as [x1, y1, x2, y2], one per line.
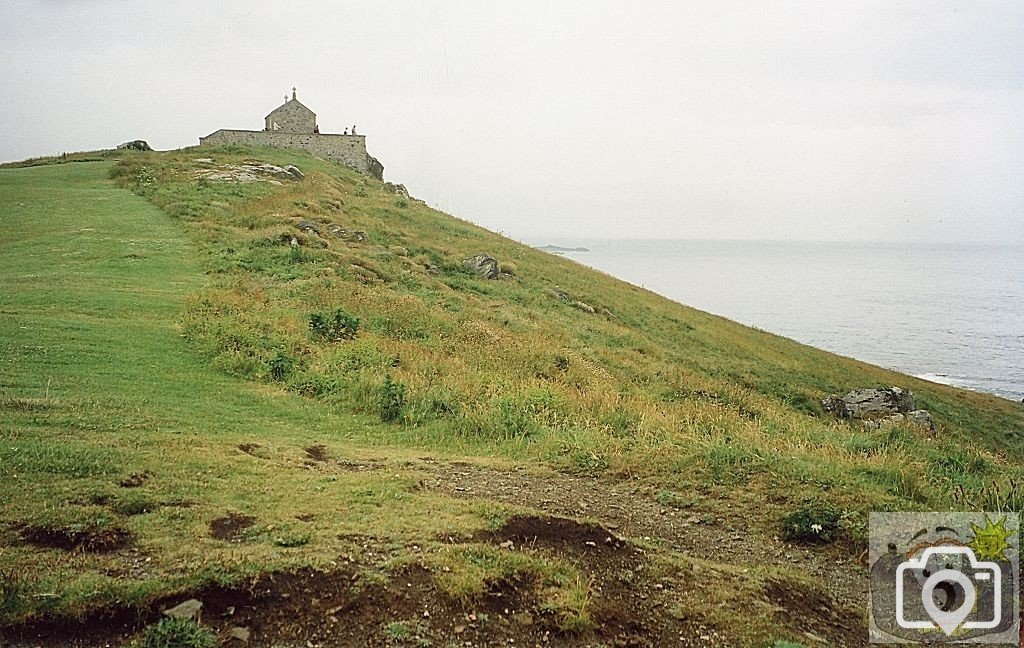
[1, 148, 1021, 646]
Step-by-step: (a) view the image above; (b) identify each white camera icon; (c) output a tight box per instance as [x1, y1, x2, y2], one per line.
[896, 546, 1001, 635]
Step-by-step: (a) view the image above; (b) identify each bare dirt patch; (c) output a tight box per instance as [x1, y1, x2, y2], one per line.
[18, 523, 133, 553]
[304, 444, 329, 462]
[208, 513, 256, 541]
[237, 442, 261, 455]
[764, 577, 863, 643]
[2, 566, 551, 647]
[475, 515, 627, 553]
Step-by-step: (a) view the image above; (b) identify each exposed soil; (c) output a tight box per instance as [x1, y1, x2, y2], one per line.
[238, 442, 262, 455]
[763, 578, 863, 643]
[421, 461, 867, 612]
[474, 515, 627, 552]
[208, 513, 256, 541]
[18, 523, 133, 553]
[305, 444, 329, 462]
[2, 459, 869, 647]
[118, 472, 149, 488]
[0, 559, 728, 647]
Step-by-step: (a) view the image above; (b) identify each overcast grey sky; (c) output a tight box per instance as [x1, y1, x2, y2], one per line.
[2, 1, 1022, 243]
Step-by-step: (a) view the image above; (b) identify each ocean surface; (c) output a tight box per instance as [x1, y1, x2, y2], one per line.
[533, 239, 1024, 402]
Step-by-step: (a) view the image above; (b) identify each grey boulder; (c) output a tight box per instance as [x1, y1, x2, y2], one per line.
[116, 140, 152, 151]
[823, 386, 934, 431]
[463, 254, 500, 279]
[821, 387, 915, 419]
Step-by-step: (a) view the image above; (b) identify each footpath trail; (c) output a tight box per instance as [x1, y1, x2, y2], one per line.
[419, 459, 867, 610]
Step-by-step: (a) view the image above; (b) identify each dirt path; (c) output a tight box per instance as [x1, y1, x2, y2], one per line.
[419, 459, 867, 611]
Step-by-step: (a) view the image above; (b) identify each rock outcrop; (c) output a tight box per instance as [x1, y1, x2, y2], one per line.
[367, 155, 384, 181]
[325, 223, 368, 243]
[193, 162, 303, 184]
[288, 219, 369, 246]
[295, 219, 321, 236]
[463, 254, 500, 279]
[822, 387, 934, 431]
[382, 182, 409, 198]
[547, 285, 596, 314]
[117, 140, 152, 151]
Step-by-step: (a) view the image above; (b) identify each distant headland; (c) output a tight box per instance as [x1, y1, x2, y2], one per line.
[536, 244, 590, 253]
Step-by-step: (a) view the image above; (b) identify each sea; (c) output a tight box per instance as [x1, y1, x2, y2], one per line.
[533, 239, 1024, 402]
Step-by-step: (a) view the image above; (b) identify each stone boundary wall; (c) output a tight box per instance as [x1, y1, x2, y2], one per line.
[200, 129, 371, 174]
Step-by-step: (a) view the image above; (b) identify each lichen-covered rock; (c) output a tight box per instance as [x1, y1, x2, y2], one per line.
[193, 163, 302, 184]
[825, 387, 934, 431]
[463, 254, 500, 279]
[907, 409, 935, 431]
[283, 164, 304, 180]
[548, 286, 571, 302]
[821, 387, 916, 419]
[117, 140, 152, 151]
[325, 223, 367, 243]
[294, 219, 321, 236]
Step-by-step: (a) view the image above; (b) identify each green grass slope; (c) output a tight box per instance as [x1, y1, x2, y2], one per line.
[1, 149, 1022, 646]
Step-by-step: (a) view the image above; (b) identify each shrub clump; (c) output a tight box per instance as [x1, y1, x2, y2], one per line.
[379, 374, 407, 423]
[779, 505, 841, 544]
[138, 618, 215, 648]
[267, 350, 295, 381]
[308, 308, 359, 341]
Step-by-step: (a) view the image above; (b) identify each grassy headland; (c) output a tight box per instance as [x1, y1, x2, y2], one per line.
[1, 148, 1021, 646]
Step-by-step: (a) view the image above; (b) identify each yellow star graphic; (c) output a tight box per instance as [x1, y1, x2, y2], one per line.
[968, 514, 1015, 561]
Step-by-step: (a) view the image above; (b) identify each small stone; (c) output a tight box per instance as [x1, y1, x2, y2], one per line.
[499, 540, 514, 549]
[227, 626, 250, 642]
[163, 598, 202, 620]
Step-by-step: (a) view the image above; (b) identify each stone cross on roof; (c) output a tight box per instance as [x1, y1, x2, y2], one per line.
[292, 87, 297, 101]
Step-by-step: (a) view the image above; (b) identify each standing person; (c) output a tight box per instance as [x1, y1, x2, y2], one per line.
[351, 125, 357, 135]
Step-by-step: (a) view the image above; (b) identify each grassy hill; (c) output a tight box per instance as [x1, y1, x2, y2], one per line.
[1, 148, 1021, 647]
